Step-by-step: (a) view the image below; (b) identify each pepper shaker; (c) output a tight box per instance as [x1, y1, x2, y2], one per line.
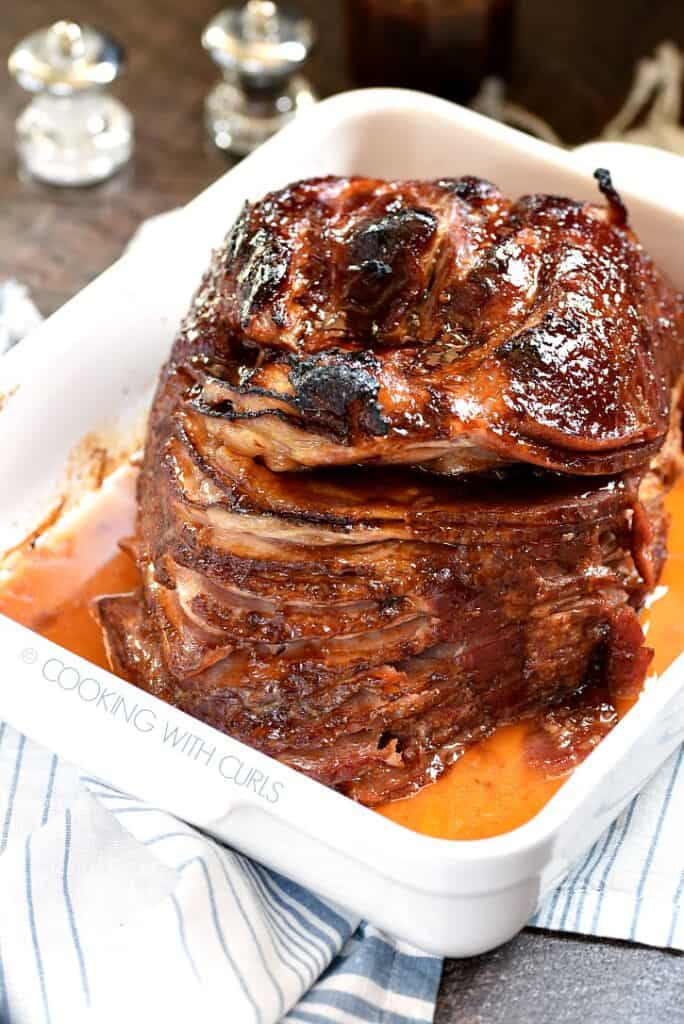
[202, 0, 316, 156]
[8, 20, 133, 186]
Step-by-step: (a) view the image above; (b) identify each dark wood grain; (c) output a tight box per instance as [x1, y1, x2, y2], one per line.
[2, 2, 684, 1020]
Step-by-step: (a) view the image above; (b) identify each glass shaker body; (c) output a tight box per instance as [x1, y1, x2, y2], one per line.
[16, 91, 133, 186]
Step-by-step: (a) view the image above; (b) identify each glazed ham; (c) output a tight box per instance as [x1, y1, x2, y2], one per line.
[96, 174, 684, 805]
[185, 173, 683, 476]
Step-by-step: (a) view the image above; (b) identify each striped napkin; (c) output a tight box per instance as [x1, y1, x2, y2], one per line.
[532, 744, 684, 949]
[0, 722, 442, 1024]
[2, 720, 683, 1024]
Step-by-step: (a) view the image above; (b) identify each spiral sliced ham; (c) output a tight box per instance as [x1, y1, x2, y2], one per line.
[96, 175, 684, 805]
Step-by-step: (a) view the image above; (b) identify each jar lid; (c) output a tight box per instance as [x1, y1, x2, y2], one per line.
[202, 1, 314, 80]
[8, 20, 125, 95]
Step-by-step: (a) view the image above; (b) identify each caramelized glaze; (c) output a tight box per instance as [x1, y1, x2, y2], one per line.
[1, 464, 682, 840]
[177, 175, 684, 477]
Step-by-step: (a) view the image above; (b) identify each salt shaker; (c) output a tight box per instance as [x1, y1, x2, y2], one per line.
[202, 0, 316, 156]
[8, 20, 133, 186]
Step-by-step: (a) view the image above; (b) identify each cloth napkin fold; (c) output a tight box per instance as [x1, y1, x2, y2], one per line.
[0, 723, 442, 1024]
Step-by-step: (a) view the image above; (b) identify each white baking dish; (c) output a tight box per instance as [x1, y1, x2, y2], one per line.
[1, 89, 684, 958]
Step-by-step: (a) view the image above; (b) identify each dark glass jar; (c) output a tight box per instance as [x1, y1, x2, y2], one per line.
[345, 0, 515, 104]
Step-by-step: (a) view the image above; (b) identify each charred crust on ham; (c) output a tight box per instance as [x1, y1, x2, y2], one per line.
[234, 227, 291, 327]
[436, 176, 501, 202]
[593, 167, 628, 227]
[345, 206, 437, 309]
[287, 350, 389, 439]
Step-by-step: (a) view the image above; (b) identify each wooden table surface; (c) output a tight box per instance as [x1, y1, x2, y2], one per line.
[1, 1, 683, 1020]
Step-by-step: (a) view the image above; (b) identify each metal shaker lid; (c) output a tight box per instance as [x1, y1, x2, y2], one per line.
[202, 1, 314, 82]
[8, 20, 125, 95]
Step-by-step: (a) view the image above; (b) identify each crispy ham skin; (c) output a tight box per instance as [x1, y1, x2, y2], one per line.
[97, 175, 684, 805]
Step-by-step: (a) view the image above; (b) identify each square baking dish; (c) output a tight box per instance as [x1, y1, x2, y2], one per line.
[1, 89, 684, 957]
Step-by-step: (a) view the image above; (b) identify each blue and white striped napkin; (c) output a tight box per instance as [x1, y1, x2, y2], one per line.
[2, 721, 683, 1024]
[532, 743, 684, 949]
[0, 722, 442, 1024]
